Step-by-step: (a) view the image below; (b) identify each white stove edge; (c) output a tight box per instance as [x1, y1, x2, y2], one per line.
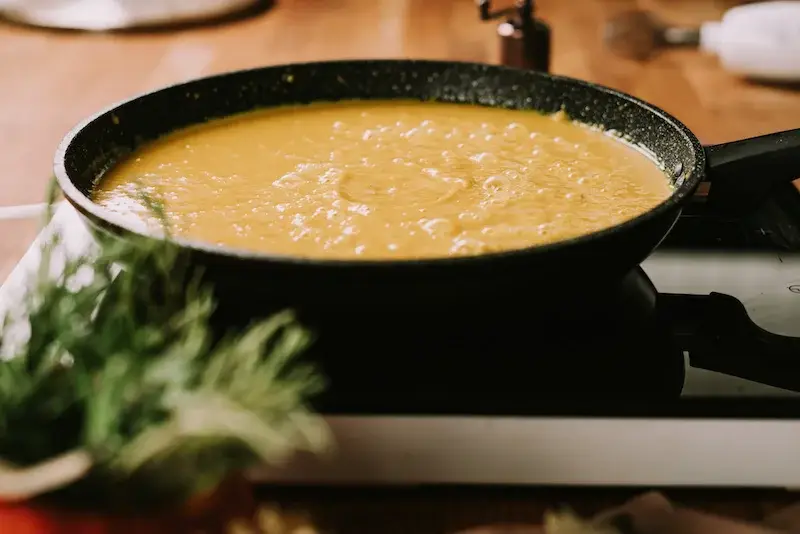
[4, 204, 800, 487]
[249, 416, 800, 487]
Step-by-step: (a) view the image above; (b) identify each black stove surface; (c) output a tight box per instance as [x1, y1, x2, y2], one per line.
[308, 183, 800, 419]
[314, 265, 682, 409]
[660, 183, 800, 251]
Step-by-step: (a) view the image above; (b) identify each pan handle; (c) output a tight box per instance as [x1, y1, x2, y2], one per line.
[703, 127, 800, 214]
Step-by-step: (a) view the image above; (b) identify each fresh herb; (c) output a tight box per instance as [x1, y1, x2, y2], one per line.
[0, 182, 329, 511]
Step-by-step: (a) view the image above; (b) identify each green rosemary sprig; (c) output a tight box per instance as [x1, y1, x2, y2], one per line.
[0, 181, 329, 510]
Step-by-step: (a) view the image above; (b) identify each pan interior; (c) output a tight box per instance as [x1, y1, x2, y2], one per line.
[62, 61, 700, 201]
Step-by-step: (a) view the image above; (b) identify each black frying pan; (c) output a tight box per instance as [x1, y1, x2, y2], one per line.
[54, 60, 800, 323]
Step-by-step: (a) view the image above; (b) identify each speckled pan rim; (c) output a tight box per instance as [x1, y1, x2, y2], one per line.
[54, 59, 706, 269]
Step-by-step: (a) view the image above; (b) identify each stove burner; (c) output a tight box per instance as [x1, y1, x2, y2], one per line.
[212, 267, 685, 414]
[213, 267, 800, 417]
[291, 267, 687, 415]
[303, 274, 800, 416]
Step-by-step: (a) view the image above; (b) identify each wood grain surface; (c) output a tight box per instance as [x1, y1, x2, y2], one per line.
[1, 0, 799, 280]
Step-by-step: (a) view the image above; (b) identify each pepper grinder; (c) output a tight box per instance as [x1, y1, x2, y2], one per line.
[604, 10, 700, 61]
[477, 0, 551, 72]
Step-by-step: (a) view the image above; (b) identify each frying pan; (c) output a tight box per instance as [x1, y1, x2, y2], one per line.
[54, 60, 800, 322]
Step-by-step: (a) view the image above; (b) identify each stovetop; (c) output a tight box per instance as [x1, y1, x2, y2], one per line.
[254, 184, 800, 487]
[653, 182, 800, 407]
[660, 183, 800, 251]
[3, 184, 800, 487]
[295, 182, 800, 420]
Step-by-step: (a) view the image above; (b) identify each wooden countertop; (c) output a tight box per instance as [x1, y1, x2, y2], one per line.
[1, 0, 800, 279]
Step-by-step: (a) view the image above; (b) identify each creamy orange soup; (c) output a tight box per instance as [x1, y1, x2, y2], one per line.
[93, 101, 672, 259]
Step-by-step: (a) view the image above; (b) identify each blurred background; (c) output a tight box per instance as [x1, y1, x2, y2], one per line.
[1, 0, 799, 279]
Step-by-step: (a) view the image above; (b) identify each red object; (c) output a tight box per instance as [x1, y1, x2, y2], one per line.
[0, 476, 256, 534]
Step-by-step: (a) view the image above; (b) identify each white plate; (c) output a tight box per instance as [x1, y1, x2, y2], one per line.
[0, 0, 264, 31]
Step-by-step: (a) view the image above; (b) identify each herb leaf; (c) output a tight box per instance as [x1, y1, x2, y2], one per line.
[0, 183, 328, 509]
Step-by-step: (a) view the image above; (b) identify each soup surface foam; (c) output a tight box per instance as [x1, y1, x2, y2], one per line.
[93, 100, 672, 259]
